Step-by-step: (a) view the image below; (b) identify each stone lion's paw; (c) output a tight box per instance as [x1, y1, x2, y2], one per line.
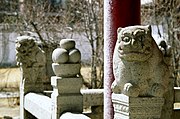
[123, 83, 139, 97]
[111, 81, 121, 93]
[151, 84, 165, 97]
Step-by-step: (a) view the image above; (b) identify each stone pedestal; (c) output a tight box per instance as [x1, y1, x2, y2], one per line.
[112, 93, 164, 119]
[51, 76, 83, 119]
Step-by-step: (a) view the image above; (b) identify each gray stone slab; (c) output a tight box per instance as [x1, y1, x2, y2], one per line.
[60, 112, 90, 119]
[51, 93, 83, 119]
[81, 89, 104, 106]
[174, 87, 180, 102]
[52, 94, 83, 107]
[24, 93, 51, 119]
[51, 76, 82, 94]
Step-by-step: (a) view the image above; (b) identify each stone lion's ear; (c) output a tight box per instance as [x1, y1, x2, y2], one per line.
[147, 25, 152, 34]
[117, 27, 122, 34]
[117, 27, 122, 41]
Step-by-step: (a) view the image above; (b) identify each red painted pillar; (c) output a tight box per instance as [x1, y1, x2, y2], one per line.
[104, 0, 141, 119]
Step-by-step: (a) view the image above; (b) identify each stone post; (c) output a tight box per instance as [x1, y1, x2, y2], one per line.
[112, 94, 164, 119]
[51, 39, 83, 119]
[104, 1, 140, 118]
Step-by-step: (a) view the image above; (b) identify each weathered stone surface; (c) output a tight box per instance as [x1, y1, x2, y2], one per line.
[68, 49, 81, 63]
[24, 93, 51, 119]
[112, 93, 164, 119]
[52, 63, 81, 77]
[16, 36, 47, 119]
[51, 39, 84, 119]
[60, 112, 90, 119]
[81, 89, 104, 119]
[51, 76, 82, 94]
[52, 48, 69, 63]
[87, 106, 103, 119]
[81, 89, 104, 106]
[51, 93, 83, 119]
[16, 36, 46, 94]
[60, 39, 75, 50]
[111, 25, 173, 119]
[111, 25, 170, 98]
[16, 36, 46, 68]
[17, 37, 86, 119]
[173, 109, 180, 119]
[53, 94, 83, 107]
[174, 87, 180, 102]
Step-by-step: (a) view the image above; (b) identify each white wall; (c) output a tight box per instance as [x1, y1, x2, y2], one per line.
[0, 32, 92, 66]
[0, 32, 18, 66]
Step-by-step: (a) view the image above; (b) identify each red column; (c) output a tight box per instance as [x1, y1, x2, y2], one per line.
[104, 0, 141, 119]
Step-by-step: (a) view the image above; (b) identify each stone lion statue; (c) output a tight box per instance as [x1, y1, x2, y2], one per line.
[16, 36, 46, 93]
[16, 36, 46, 68]
[111, 25, 170, 97]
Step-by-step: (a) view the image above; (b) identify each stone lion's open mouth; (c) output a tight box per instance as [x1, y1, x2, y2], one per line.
[118, 46, 151, 56]
[118, 49, 152, 62]
[119, 50, 150, 55]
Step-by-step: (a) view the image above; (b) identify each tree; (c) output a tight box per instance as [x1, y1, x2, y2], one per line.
[141, 0, 180, 86]
[154, 0, 180, 86]
[1, 0, 104, 89]
[74, 0, 104, 88]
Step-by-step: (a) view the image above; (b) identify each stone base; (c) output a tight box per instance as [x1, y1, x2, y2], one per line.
[112, 93, 164, 119]
[51, 93, 83, 119]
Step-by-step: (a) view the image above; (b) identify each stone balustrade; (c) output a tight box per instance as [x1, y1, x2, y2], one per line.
[16, 37, 104, 119]
[16, 34, 176, 119]
[23, 89, 103, 119]
[81, 89, 104, 119]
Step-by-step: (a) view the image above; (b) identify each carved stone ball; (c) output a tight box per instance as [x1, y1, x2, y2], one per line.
[52, 48, 68, 63]
[60, 39, 75, 50]
[52, 63, 81, 77]
[68, 49, 81, 63]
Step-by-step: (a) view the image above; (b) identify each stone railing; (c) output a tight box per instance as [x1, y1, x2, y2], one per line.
[81, 89, 103, 119]
[23, 89, 104, 119]
[16, 36, 104, 119]
[16, 31, 179, 119]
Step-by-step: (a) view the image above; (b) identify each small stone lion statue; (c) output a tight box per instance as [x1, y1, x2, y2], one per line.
[16, 36, 46, 68]
[111, 25, 170, 97]
[16, 36, 46, 92]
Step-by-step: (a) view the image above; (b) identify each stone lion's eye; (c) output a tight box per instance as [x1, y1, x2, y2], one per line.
[138, 35, 144, 42]
[122, 37, 130, 42]
[138, 36, 145, 48]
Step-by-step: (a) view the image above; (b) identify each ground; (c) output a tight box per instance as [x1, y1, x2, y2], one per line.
[0, 68, 20, 118]
[0, 98, 19, 119]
